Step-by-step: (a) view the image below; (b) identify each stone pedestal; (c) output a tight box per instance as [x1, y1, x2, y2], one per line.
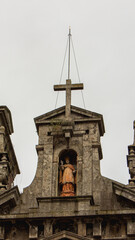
[78, 220, 86, 236]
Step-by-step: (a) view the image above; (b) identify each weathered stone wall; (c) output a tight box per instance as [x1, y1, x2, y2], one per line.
[20, 119, 102, 206]
[2, 107, 135, 239]
[11, 112, 117, 214]
[1, 216, 135, 239]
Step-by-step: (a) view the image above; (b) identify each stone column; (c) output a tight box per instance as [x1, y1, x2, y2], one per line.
[0, 226, 5, 239]
[127, 219, 135, 235]
[92, 147, 101, 205]
[82, 134, 93, 195]
[44, 220, 53, 237]
[52, 144, 58, 197]
[93, 218, 102, 237]
[52, 161, 58, 196]
[78, 220, 86, 236]
[0, 126, 5, 152]
[77, 155, 83, 195]
[29, 225, 38, 239]
[42, 136, 53, 197]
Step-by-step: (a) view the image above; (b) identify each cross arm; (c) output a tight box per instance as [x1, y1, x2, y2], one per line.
[71, 83, 83, 90]
[54, 83, 84, 91]
[54, 84, 66, 91]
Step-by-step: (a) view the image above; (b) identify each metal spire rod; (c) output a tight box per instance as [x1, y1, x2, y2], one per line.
[133, 121, 135, 145]
[68, 26, 71, 79]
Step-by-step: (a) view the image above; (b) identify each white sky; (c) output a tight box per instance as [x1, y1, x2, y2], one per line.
[0, 0, 135, 192]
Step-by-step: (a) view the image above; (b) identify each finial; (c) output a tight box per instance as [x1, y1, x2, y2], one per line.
[68, 26, 71, 36]
[133, 120, 135, 145]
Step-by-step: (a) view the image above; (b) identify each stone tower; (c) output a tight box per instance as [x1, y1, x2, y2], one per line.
[0, 106, 20, 215]
[1, 32, 135, 239]
[21, 77, 105, 237]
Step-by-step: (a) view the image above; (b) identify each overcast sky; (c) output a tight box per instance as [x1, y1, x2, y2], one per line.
[0, 0, 135, 192]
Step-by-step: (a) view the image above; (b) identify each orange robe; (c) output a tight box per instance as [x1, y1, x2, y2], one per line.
[60, 164, 76, 196]
[62, 164, 75, 184]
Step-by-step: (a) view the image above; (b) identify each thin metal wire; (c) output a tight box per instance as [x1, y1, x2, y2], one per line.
[55, 38, 68, 109]
[71, 37, 86, 109]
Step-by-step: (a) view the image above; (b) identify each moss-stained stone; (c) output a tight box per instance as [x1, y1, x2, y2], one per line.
[0, 104, 135, 239]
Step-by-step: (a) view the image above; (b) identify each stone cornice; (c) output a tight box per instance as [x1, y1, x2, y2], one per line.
[37, 195, 94, 205]
[113, 182, 135, 203]
[92, 142, 103, 160]
[1, 209, 135, 220]
[34, 105, 105, 136]
[0, 186, 20, 211]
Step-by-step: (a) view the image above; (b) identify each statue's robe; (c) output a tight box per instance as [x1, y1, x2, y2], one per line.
[62, 164, 75, 184]
[60, 164, 76, 196]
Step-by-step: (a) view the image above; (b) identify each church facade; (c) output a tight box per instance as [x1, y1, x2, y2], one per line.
[0, 79, 135, 239]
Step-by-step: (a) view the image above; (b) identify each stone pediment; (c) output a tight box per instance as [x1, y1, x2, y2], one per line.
[34, 105, 105, 136]
[0, 186, 20, 214]
[113, 182, 135, 204]
[45, 230, 90, 240]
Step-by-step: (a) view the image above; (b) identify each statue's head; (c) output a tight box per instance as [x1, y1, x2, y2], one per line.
[65, 156, 70, 164]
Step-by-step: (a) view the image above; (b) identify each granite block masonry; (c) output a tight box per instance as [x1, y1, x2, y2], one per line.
[0, 78, 135, 239]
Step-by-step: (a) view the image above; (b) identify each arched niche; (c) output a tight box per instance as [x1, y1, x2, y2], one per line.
[58, 149, 77, 196]
[53, 139, 82, 164]
[59, 149, 77, 166]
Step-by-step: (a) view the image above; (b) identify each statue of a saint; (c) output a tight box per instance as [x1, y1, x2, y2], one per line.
[59, 156, 76, 196]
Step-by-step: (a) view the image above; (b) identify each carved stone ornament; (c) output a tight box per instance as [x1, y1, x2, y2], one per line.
[29, 225, 38, 239]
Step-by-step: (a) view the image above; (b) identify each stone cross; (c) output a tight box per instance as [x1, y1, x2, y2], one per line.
[54, 79, 83, 118]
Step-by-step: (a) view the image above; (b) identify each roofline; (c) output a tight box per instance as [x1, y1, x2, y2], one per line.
[34, 105, 104, 121]
[34, 105, 105, 136]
